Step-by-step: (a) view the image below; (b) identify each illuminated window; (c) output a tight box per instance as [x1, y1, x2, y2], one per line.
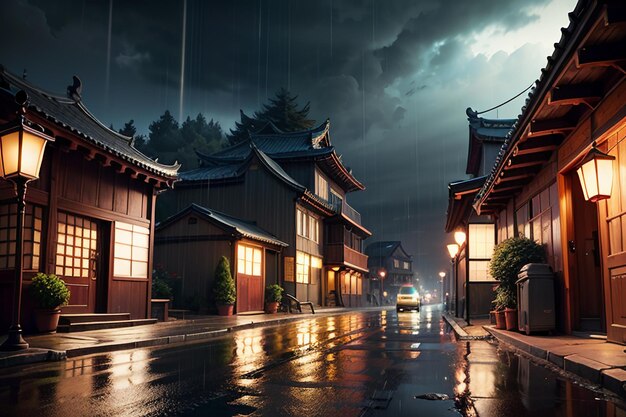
[113, 222, 149, 278]
[56, 213, 97, 278]
[393, 259, 400, 268]
[403, 261, 410, 270]
[469, 224, 495, 258]
[296, 208, 319, 243]
[309, 217, 319, 243]
[0, 204, 42, 270]
[237, 243, 262, 276]
[315, 171, 329, 201]
[468, 223, 495, 281]
[296, 251, 310, 283]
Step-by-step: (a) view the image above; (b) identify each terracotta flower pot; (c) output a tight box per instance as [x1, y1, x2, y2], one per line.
[505, 308, 518, 331]
[489, 310, 497, 325]
[34, 308, 61, 333]
[495, 310, 506, 329]
[265, 301, 279, 314]
[217, 304, 234, 316]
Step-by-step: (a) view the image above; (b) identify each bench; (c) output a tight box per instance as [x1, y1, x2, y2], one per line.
[282, 293, 315, 314]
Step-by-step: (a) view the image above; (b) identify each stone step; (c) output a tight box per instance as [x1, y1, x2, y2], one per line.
[59, 313, 131, 325]
[57, 318, 157, 333]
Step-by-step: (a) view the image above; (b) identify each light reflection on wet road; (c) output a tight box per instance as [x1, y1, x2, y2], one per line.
[0, 305, 623, 417]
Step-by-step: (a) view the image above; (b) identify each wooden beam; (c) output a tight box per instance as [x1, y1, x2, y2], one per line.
[577, 42, 626, 70]
[514, 134, 563, 156]
[507, 151, 551, 169]
[530, 118, 576, 136]
[548, 83, 603, 108]
[492, 179, 528, 193]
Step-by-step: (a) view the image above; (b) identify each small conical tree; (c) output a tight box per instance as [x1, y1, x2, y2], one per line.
[214, 256, 236, 305]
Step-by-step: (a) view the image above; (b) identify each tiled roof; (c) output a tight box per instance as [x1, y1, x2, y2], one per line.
[157, 203, 288, 247]
[180, 143, 306, 190]
[467, 109, 516, 142]
[193, 120, 364, 192]
[0, 66, 179, 179]
[365, 241, 407, 258]
[206, 120, 331, 159]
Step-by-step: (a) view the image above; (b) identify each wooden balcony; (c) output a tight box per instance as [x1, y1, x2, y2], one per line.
[325, 243, 368, 272]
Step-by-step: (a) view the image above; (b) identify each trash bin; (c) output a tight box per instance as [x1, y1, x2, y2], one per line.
[516, 263, 555, 335]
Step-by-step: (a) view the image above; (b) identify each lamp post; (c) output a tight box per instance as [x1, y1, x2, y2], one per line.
[0, 91, 54, 351]
[447, 243, 459, 317]
[438, 271, 446, 310]
[378, 269, 386, 305]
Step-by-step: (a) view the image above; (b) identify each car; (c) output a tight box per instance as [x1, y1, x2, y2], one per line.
[396, 285, 420, 312]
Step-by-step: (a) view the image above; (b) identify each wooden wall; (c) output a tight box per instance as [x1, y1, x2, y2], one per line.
[154, 212, 234, 312]
[0, 141, 157, 330]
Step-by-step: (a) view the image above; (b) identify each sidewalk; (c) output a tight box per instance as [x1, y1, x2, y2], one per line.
[442, 313, 626, 398]
[0, 306, 364, 369]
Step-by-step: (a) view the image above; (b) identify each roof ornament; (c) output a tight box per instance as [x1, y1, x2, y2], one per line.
[67, 75, 82, 101]
[466, 108, 478, 118]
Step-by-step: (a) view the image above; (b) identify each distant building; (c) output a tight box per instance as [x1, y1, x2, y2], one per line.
[364, 241, 413, 302]
[0, 67, 178, 332]
[445, 110, 515, 319]
[157, 121, 371, 312]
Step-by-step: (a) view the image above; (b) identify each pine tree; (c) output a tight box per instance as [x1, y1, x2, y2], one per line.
[148, 110, 182, 154]
[227, 88, 315, 145]
[119, 119, 137, 137]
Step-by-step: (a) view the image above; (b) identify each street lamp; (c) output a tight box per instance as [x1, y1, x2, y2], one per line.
[378, 269, 386, 305]
[0, 91, 54, 351]
[454, 230, 466, 246]
[447, 243, 459, 258]
[576, 142, 615, 203]
[438, 271, 446, 309]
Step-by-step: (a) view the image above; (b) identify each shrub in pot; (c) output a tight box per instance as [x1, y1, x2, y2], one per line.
[489, 237, 545, 331]
[265, 284, 283, 314]
[214, 256, 236, 316]
[30, 273, 71, 333]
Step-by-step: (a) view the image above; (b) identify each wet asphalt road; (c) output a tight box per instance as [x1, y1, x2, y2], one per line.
[0, 305, 623, 417]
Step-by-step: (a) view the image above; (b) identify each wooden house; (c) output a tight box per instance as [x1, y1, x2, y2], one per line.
[154, 204, 287, 313]
[364, 241, 413, 303]
[159, 121, 371, 311]
[473, 0, 626, 344]
[0, 67, 178, 332]
[445, 111, 516, 319]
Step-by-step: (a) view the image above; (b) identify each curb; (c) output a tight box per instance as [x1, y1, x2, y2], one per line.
[2, 309, 360, 367]
[485, 326, 626, 399]
[0, 348, 66, 368]
[442, 313, 491, 341]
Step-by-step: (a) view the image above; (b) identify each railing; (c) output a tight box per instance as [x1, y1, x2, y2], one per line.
[325, 243, 368, 271]
[328, 194, 362, 225]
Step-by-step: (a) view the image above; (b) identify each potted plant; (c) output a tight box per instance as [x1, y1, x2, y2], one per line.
[492, 288, 511, 330]
[265, 284, 284, 314]
[489, 237, 545, 331]
[30, 273, 71, 333]
[214, 256, 236, 316]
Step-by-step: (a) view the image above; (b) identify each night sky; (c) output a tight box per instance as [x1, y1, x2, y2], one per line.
[0, 0, 576, 288]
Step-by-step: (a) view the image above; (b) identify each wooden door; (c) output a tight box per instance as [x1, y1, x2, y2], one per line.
[56, 212, 102, 314]
[236, 244, 264, 312]
[570, 180, 603, 331]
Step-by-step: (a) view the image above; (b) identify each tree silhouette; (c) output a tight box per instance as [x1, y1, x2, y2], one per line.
[227, 88, 315, 145]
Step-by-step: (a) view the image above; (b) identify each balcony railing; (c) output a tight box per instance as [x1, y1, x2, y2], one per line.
[328, 194, 362, 225]
[325, 243, 368, 271]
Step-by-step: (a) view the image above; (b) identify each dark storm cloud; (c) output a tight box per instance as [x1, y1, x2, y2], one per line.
[0, 0, 566, 281]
